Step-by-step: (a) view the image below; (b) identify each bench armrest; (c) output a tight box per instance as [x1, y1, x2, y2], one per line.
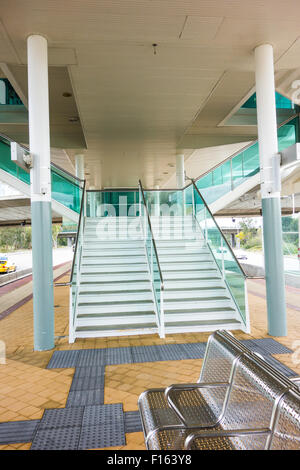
[184, 427, 272, 450]
[165, 382, 229, 427]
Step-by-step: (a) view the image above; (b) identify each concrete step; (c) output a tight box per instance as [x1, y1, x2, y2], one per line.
[77, 302, 155, 315]
[78, 291, 153, 303]
[163, 299, 233, 311]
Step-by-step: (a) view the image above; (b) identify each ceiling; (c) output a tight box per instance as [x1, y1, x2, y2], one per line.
[1, 1, 300, 188]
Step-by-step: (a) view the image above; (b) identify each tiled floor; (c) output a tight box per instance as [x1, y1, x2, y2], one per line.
[0, 273, 299, 450]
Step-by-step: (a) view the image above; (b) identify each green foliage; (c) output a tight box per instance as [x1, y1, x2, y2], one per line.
[0, 224, 67, 252]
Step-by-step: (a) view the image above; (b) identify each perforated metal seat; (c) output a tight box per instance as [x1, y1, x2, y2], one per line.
[138, 330, 300, 450]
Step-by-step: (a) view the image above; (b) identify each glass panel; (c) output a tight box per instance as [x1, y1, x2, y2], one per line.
[88, 190, 139, 217]
[0, 137, 84, 214]
[193, 186, 247, 325]
[232, 153, 244, 188]
[139, 187, 163, 336]
[194, 116, 298, 207]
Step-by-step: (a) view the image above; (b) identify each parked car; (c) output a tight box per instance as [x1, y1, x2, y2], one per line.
[0, 255, 17, 274]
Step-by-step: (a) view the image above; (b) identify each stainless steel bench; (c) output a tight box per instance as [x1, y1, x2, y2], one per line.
[138, 330, 300, 450]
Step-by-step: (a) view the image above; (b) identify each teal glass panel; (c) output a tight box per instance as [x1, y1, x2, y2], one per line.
[243, 142, 259, 177]
[88, 190, 139, 217]
[0, 140, 30, 184]
[193, 186, 246, 325]
[51, 168, 82, 213]
[232, 152, 244, 188]
[242, 91, 294, 110]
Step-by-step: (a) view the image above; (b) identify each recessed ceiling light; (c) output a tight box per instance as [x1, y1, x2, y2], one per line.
[163, 172, 168, 175]
[63, 92, 72, 98]
[69, 116, 79, 122]
[168, 163, 175, 167]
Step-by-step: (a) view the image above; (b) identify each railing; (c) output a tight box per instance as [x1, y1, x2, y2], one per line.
[191, 181, 248, 327]
[0, 133, 84, 214]
[86, 189, 139, 217]
[193, 114, 299, 205]
[139, 180, 165, 338]
[68, 180, 86, 342]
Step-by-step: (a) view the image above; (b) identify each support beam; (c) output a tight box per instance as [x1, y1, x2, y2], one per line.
[255, 43, 287, 337]
[28, 35, 54, 350]
[176, 154, 185, 189]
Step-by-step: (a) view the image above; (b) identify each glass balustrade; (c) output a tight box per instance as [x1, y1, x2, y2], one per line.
[0, 136, 84, 213]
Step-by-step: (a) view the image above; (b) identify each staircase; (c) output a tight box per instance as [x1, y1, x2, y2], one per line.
[72, 216, 158, 339]
[151, 216, 245, 334]
[70, 214, 246, 342]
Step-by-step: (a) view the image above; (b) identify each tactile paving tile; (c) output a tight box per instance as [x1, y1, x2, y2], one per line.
[74, 366, 105, 379]
[38, 407, 84, 429]
[82, 403, 123, 427]
[79, 403, 125, 449]
[179, 342, 207, 359]
[106, 347, 133, 365]
[252, 338, 293, 355]
[259, 355, 298, 377]
[78, 423, 125, 449]
[31, 425, 82, 450]
[70, 375, 105, 392]
[66, 388, 104, 407]
[155, 344, 190, 361]
[77, 348, 107, 367]
[124, 411, 143, 433]
[131, 345, 163, 363]
[47, 350, 79, 369]
[0, 420, 40, 445]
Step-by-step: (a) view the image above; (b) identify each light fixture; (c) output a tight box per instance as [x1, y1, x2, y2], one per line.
[62, 92, 72, 98]
[69, 116, 79, 122]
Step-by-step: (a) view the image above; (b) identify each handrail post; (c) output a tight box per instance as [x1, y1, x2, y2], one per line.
[221, 237, 225, 279]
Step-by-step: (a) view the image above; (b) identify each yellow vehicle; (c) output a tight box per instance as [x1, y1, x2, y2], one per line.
[0, 256, 17, 274]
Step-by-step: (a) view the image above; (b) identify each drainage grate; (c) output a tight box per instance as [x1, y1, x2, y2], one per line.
[0, 420, 40, 445]
[30, 425, 82, 450]
[124, 411, 143, 433]
[250, 338, 292, 355]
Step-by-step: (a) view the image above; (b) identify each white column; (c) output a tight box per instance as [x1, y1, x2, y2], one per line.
[75, 154, 85, 180]
[176, 154, 185, 189]
[255, 43, 287, 337]
[27, 34, 54, 351]
[155, 185, 160, 217]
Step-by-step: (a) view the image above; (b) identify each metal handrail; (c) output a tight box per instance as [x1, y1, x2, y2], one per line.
[69, 180, 86, 283]
[139, 180, 164, 291]
[192, 179, 247, 279]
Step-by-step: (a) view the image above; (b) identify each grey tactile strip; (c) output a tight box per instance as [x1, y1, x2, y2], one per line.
[78, 423, 126, 449]
[31, 425, 82, 450]
[180, 342, 207, 359]
[242, 338, 292, 355]
[260, 355, 298, 377]
[0, 420, 40, 445]
[47, 350, 79, 369]
[82, 403, 123, 427]
[131, 345, 163, 363]
[38, 407, 85, 429]
[70, 375, 105, 392]
[124, 411, 143, 433]
[106, 347, 133, 365]
[74, 365, 105, 379]
[66, 388, 105, 407]
[77, 348, 107, 367]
